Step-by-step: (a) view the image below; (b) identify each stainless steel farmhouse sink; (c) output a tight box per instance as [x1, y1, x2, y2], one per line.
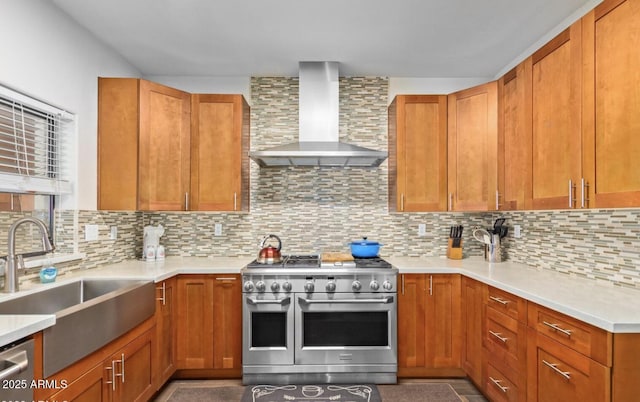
[0, 279, 155, 377]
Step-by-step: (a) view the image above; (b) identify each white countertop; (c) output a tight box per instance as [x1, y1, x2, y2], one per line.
[1, 255, 640, 347]
[387, 256, 640, 333]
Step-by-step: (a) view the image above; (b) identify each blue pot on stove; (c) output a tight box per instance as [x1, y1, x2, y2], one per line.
[349, 237, 382, 258]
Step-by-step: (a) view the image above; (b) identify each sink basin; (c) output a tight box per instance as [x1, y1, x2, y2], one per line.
[0, 279, 147, 315]
[0, 278, 155, 377]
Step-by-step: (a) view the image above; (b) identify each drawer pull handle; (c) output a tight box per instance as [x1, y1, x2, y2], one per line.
[542, 321, 572, 337]
[215, 277, 237, 281]
[489, 330, 508, 343]
[542, 359, 571, 380]
[489, 376, 509, 393]
[489, 295, 509, 305]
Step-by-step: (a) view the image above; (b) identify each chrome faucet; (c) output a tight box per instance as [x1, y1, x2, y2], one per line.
[4, 217, 55, 293]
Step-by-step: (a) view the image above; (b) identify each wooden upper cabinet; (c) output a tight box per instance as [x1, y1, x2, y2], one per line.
[98, 78, 140, 210]
[498, 61, 533, 211]
[191, 94, 250, 212]
[98, 78, 249, 211]
[530, 22, 583, 209]
[448, 81, 498, 211]
[388, 95, 448, 212]
[98, 78, 191, 211]
[139, 80, 191, 211]
[582, 0, 640, 208]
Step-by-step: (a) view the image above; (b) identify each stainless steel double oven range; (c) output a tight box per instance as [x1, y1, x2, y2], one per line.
[241, 255, 398, 384]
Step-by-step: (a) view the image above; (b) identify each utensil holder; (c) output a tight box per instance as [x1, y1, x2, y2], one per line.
[484, 242, 502, 263]
[446, 238, 463, 260]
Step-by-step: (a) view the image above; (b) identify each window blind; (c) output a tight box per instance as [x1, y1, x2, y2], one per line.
[0, 87, 72, 194]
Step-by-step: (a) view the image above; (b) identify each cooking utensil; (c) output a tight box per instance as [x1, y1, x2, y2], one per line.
[499, 226, 509, 239]
[349, 237, 382, 258]
[472, 228, 492, 245]
[257, 234, 282, 264]
[493, 218, 506, 234]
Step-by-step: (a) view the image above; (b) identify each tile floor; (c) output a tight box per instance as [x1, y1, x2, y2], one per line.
[152, 378, 488, 402]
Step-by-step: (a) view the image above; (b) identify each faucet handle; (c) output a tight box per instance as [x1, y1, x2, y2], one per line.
[16, 255, 25, 270]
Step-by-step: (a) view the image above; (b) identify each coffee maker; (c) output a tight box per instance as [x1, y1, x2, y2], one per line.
[143, 224, 164, 260]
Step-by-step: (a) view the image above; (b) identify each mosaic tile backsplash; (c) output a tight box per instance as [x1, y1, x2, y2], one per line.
[1, 77, 639, 290]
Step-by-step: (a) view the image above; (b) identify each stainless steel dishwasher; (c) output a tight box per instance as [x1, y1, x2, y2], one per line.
[0, 339, 34, 401]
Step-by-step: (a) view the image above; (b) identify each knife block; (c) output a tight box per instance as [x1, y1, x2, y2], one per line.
[446, 238, 463, 260]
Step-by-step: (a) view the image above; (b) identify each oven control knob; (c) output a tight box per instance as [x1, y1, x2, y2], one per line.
[326, 281, 336, 292]
[270, 282, 280, 292]
[352, 280, 362, 292]
[304, 281, 315, 293]
[370, 280, 380, 291]
[282, 281, 292, 292]
[243, 281, 255, 292]
[255, 281, 266, 292]
[382, 280, 393, 291]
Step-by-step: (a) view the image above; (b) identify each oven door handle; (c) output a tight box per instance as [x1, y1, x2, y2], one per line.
[246, 297, 291, 305]
[298, 296, 394, 304]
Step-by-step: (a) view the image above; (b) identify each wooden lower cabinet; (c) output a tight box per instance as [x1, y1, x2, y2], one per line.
[527, 328, 610, 402]
[461, 277, 485, 387]
[398, 274, 463, 377]
[48, 362, 107, 402]
[175, 274, 242, 377]
[154, 278, 176, 389]
[44, 322, 155, 402]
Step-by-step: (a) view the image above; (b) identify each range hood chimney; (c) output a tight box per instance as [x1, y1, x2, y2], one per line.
[249, 62, 388, 167]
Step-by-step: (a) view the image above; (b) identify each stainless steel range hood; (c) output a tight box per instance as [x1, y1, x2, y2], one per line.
[249, 62, 388, 168]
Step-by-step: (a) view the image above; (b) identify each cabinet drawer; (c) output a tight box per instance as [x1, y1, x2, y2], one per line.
[531, 332, 610, 402]
[528, 303, 611, 365]
[487, 286, 526, 322]
[485, 307, 526, 373]
[486, 362, 520, 402]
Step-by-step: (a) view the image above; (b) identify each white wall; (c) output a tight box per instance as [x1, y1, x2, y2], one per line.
[388, 77, 492, 101]
[0, 0, 140, 210]
[146, 75, 252, 105]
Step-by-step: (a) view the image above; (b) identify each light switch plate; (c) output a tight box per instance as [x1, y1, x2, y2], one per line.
[418, 224, 426, 236]
[514, 224, 521, 238]
[85, 224, 99, 241]
[214, 223, 222, 236]
[109, 226, 118, 240]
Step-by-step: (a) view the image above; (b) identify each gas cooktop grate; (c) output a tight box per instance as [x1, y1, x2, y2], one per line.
[246, 254, 392, 269]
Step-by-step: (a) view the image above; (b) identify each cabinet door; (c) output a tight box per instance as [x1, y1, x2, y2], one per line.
[48, 362, 107, 402]
[138, 80, 191, 211]
[530, 22, 583, 209]
[448, 82, 498, 211]
[527, 330, 610, 402]
[176, 275, 214, 369]
[211, 275, 242, 372]
[191, 94, 250, 211]
[582, 0, 640, 207]
[461, 277, 485, 386]
[388, 95, 448, 212]
[398, 274, 427, 372]
[106, 328, 155, 402]
[498, 61, 533, 211]
[426, 274, 462, 368]
[155, 278, 176, 388]
[97, 78, 139, 210]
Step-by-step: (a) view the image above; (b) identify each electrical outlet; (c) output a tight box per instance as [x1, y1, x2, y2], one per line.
[514, 224, 522, 238]
[85, 224, 99, 241]
[418, 223, 426, 236]
[109, 226, 118, 240]
[214, 223, 222, 236]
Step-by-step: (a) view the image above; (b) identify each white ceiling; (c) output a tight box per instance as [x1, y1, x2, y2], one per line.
[51, 0, 597, 78]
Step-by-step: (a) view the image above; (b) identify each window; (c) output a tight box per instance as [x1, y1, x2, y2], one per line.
[0, 90, 72, 194]
[0, 85, 73, 257]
